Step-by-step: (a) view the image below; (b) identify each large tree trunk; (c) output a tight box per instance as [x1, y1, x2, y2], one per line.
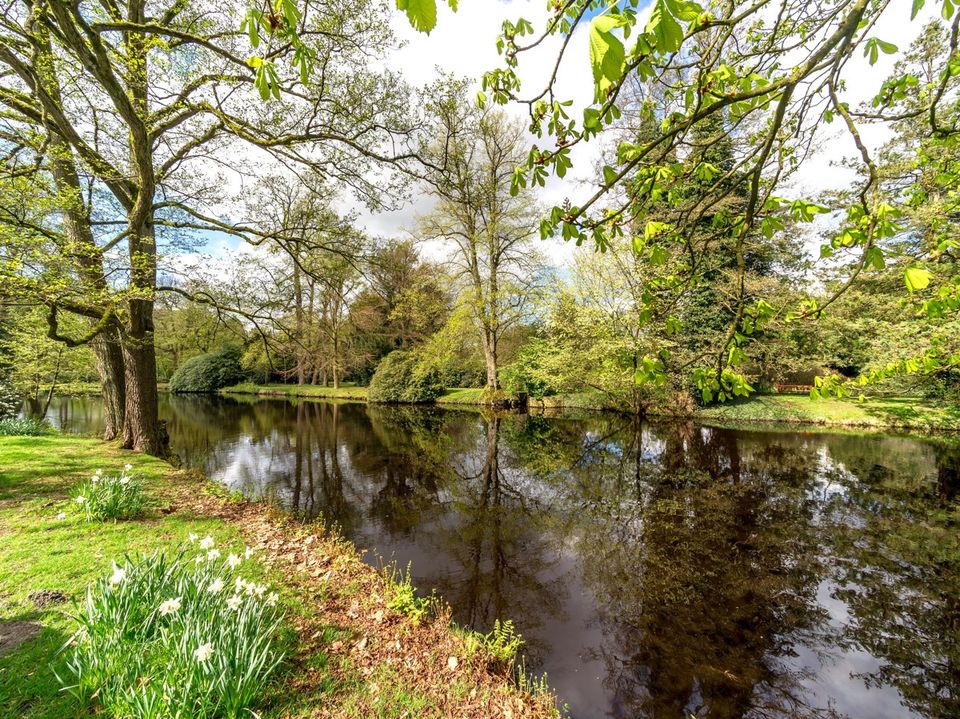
[91, 329, 126, 440]
[121, 296, 162, 454]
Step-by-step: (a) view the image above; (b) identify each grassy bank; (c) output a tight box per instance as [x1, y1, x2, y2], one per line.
[687, 394, 960, 431]
[220, 382, 368, 401]
[0, 435, 557, 719]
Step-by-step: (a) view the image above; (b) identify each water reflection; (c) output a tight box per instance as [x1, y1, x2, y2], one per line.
[46, 395, 960, 719]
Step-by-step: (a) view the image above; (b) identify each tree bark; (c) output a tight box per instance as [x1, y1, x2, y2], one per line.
[91, 330, 126, 439]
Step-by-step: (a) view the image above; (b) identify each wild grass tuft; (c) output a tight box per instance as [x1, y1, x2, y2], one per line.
[56, 536, 284, 719]
[71, 464, 147, 521]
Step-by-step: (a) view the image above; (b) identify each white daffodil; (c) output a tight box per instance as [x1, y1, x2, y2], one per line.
[95, 468, 103, 476]
[226, 553, 241, 569]
[158, 597, 182, 616]
[90, 474, 100, 484]
[208, 578, 225, 595]
[194, 554, 205, 564]
[75, 495, 87, 505]
[109, 561, 126, 585]
[265, 592, 279, 607]
[193, 642, 214, 662]
[199, 536, 215, 550]
[243, 546, 255, 560]
[226, 595, 242, 611]
[188, 532, 199, 543]
[124, 463, 133, 471]
[206, 549, 221, 561]
[254, 583, 267, 598]
[55, 511, 67, 520]
[119, 476, 131, 486]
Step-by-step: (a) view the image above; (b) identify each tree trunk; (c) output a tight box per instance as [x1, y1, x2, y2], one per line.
[482, 328, 499, 392]
[91, 329, 126, 440]
[121, 213, 163, 455]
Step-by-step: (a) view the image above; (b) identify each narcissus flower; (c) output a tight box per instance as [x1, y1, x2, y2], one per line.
[226, 553, 241, 569]
[199, 536, 215, 550]
[226, 595, 242, 611]
[56, 511, 67, 520]
[194, 642, 214, 662]
[158, 597, 182, 616]
[206, 549, 221, 561]
[124, 463, 133, 471]
[109, 561, 126, 585]
[75, 495, 87, 504]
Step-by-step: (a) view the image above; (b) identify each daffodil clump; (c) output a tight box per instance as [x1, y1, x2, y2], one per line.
[71, 464, 146, 521]
[57, 535, 284, 718]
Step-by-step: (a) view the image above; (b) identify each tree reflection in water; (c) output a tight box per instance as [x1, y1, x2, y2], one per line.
[45, 394, 960, 719]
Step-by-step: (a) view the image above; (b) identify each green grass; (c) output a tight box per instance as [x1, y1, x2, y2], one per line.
[0, 437, 245, 718]
[688, 394, 960, 431]
[220, 382, 369, 401]
[435, 387, 485, 405]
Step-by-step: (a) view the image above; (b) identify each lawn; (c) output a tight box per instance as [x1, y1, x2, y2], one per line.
[690, 394, 960, 431]
[0, 435, 557, 719]
[220, 382, 370, 401]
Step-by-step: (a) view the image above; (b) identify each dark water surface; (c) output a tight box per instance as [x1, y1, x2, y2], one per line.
[45, 394, 960, 719]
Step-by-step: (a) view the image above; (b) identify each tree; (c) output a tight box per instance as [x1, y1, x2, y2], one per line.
[0, 0, 419, 453]
[350, 239, 450, 379]
[473, 0, 959, 398]
[419, 86, 547, 399]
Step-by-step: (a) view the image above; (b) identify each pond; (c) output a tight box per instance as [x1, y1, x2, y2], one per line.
[44, 394, 960, 719]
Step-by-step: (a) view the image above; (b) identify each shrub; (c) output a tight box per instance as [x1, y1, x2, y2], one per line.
[367, 350, 444, 403]
[0, 416, 49, 436]
[72, 465, 147, 521]
[57, 537, 284, 719]
[169, 346, 245, 394]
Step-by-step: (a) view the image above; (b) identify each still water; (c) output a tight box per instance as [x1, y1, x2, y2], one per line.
[46, 394, 960, 719]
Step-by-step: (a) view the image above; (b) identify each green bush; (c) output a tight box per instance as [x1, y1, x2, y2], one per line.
[57, 537, 284, 719]
[367, 350, 444, 403]
[0, 416, 49, 436]
[169, 346, 246, 394]
[72, 465, 147, 521]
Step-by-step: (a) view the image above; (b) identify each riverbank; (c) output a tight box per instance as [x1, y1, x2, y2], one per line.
[686, 394, 960, 431]
[219, 382, 960, 431]
[0, 435, 558, 718]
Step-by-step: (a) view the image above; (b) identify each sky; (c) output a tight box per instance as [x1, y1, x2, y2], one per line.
[184, 0, 941, 271]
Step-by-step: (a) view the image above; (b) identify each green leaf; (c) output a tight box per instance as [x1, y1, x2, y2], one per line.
[396, 0, 437, 34]
[646, 0, 683, 53]
[911, 0, 925, 20]
[589, 15, 626, 93]
[583, 107, 602, 132]
[904, 266, 931, 292]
